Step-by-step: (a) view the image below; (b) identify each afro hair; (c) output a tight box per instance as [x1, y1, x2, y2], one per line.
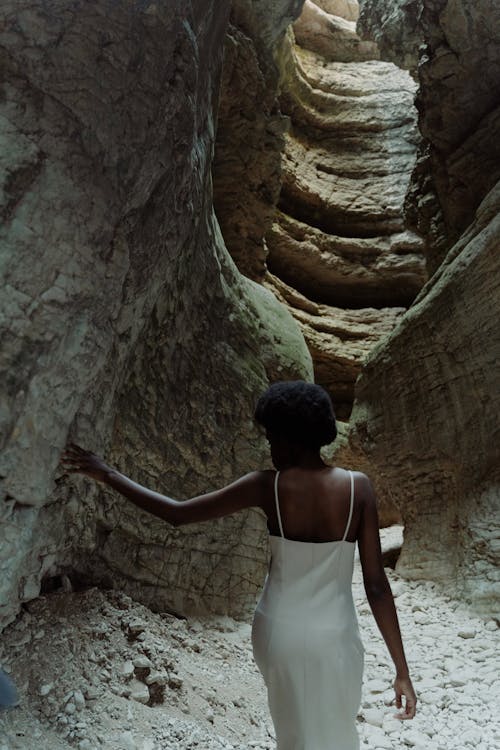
[254, 381, 337, 449]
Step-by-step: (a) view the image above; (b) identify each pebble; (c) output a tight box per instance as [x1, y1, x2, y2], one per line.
[363, 708, 384, 728]
[121, 660, 135, 677]
[129, 679, 150, 705]
[38, 683, 53, 696]
[457, 629, 476, 639]
[133, 655, 153, 670]
[73, 689, 86, 710]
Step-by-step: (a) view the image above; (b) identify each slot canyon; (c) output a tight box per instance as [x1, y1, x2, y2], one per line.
[0, 1, 499, 749]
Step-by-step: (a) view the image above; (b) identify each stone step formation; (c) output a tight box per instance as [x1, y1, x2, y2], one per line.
[266, 0, 427, 419]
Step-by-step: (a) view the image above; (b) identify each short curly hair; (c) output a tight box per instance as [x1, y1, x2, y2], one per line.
[254, 381, 337, 449]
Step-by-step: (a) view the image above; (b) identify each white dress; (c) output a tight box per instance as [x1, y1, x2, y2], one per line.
[251, 470, 364, 750]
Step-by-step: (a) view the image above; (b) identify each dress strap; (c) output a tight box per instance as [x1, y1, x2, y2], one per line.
[274, 471, 285, 538]
[341, 470, 355, 542]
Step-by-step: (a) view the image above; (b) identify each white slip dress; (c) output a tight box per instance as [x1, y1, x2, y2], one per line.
[251, 470, 364, 750]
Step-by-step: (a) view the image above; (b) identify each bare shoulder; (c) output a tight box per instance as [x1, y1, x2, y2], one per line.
[232, 469, 273, 506]
[350, 470, 376, 508]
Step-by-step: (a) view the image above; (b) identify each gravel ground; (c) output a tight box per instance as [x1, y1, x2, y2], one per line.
[0, 527, 498, 750]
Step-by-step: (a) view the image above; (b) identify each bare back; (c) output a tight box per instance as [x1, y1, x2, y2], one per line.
[263, 467, 363, 544]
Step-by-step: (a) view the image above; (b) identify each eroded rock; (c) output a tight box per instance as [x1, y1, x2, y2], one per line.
[339, 182, 500, 615]
[0, 0, 312, 630]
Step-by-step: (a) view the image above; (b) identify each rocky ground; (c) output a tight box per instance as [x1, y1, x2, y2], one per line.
[0, 527, 498, 750]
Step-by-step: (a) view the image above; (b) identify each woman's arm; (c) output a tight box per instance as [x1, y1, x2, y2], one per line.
[356, 472, 417, 720]
[61, 443, 266, 526]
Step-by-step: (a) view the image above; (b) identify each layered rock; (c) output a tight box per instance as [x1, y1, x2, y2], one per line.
[293, 0, 379, 61]
[360, 0, 500, 271]
[213, 1, 305, 280]
[0, 0, 312, 630]
[267, 211, 424, 308]
[346, 0, 500, 611]
[266, 272, 404, 419]
[339, 182, 500, 614]
[265, 4, 426, 415]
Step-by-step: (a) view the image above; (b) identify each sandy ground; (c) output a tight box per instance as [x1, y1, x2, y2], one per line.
[0, 527, 498, 750]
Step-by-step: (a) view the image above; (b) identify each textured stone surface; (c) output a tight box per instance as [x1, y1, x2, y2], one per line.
[358, 0, 422, 69]
[293, 0, 379, 62]
[212, 1, 307, 281]
[316, 0, 360, 22]
[339, 182, 500, 614]
[413, 0, 500, 270]
[265, 23, 425, 412]
[268, 210, 425, 307]
[266, 272, 404, 419]
[213, 25, 287, 280]
[358, 0, 500, 271]
[0, 0, 312, 630]
[277, 49, 421, 239]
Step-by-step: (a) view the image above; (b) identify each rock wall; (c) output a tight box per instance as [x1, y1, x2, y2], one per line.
[0, 0, 312, 631]
[343, 0, 500, 613]
[359, 0, 500, 272]
[411, 0, 500, 271]
[357, 0, 422, 69]
[264, 2, 426, 420]
[340, 182, 500, 614]
[212, 1, 305, 280]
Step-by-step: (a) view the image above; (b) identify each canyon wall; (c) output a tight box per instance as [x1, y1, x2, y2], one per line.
[344, 0, 500, 613]
[264, 2, 426, 424]
[0, 0, 312, 630]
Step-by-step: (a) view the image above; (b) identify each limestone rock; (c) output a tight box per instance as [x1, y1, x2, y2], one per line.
[213, 1, 307, 280]
[267, 210, 425, 307]
[277, 47, 421, 239]
[0, 0, 312, 630]
[412, 0, 500, 268]
[213, 24, 287, 280]
[293, 1, 378, 62]
[357, 0, 422, 70]
[266, 272, 404, 419]
[315, 0, 359, 22]
[359, 0, 500, 270]
[339, 181, 500, 615]
[264, 21, 425, 417]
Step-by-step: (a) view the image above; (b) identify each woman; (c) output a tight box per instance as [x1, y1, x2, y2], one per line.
[61, 380, 416, 748]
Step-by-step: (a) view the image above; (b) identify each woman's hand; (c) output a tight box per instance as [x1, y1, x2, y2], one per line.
[393, 674, 417, 719]
[60, 443, 112, 483]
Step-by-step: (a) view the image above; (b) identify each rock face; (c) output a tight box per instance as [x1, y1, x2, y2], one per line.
[265, 2, 426, 418]
[212, 0, 306, 281]
[293, 0, 379, 61]
[266, 272, 404, 417]
[0, 0, 312, 630]
[357, 0, 422, 69]
[411, 0, 500, 271]
[340, 182, 500, 614]
[343, 0, 500, 613]
[360, 0, 500, 271]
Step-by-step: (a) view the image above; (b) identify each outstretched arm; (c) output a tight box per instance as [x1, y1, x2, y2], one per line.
[357, 473, 417, 720]
[61, 443, 266, 526]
